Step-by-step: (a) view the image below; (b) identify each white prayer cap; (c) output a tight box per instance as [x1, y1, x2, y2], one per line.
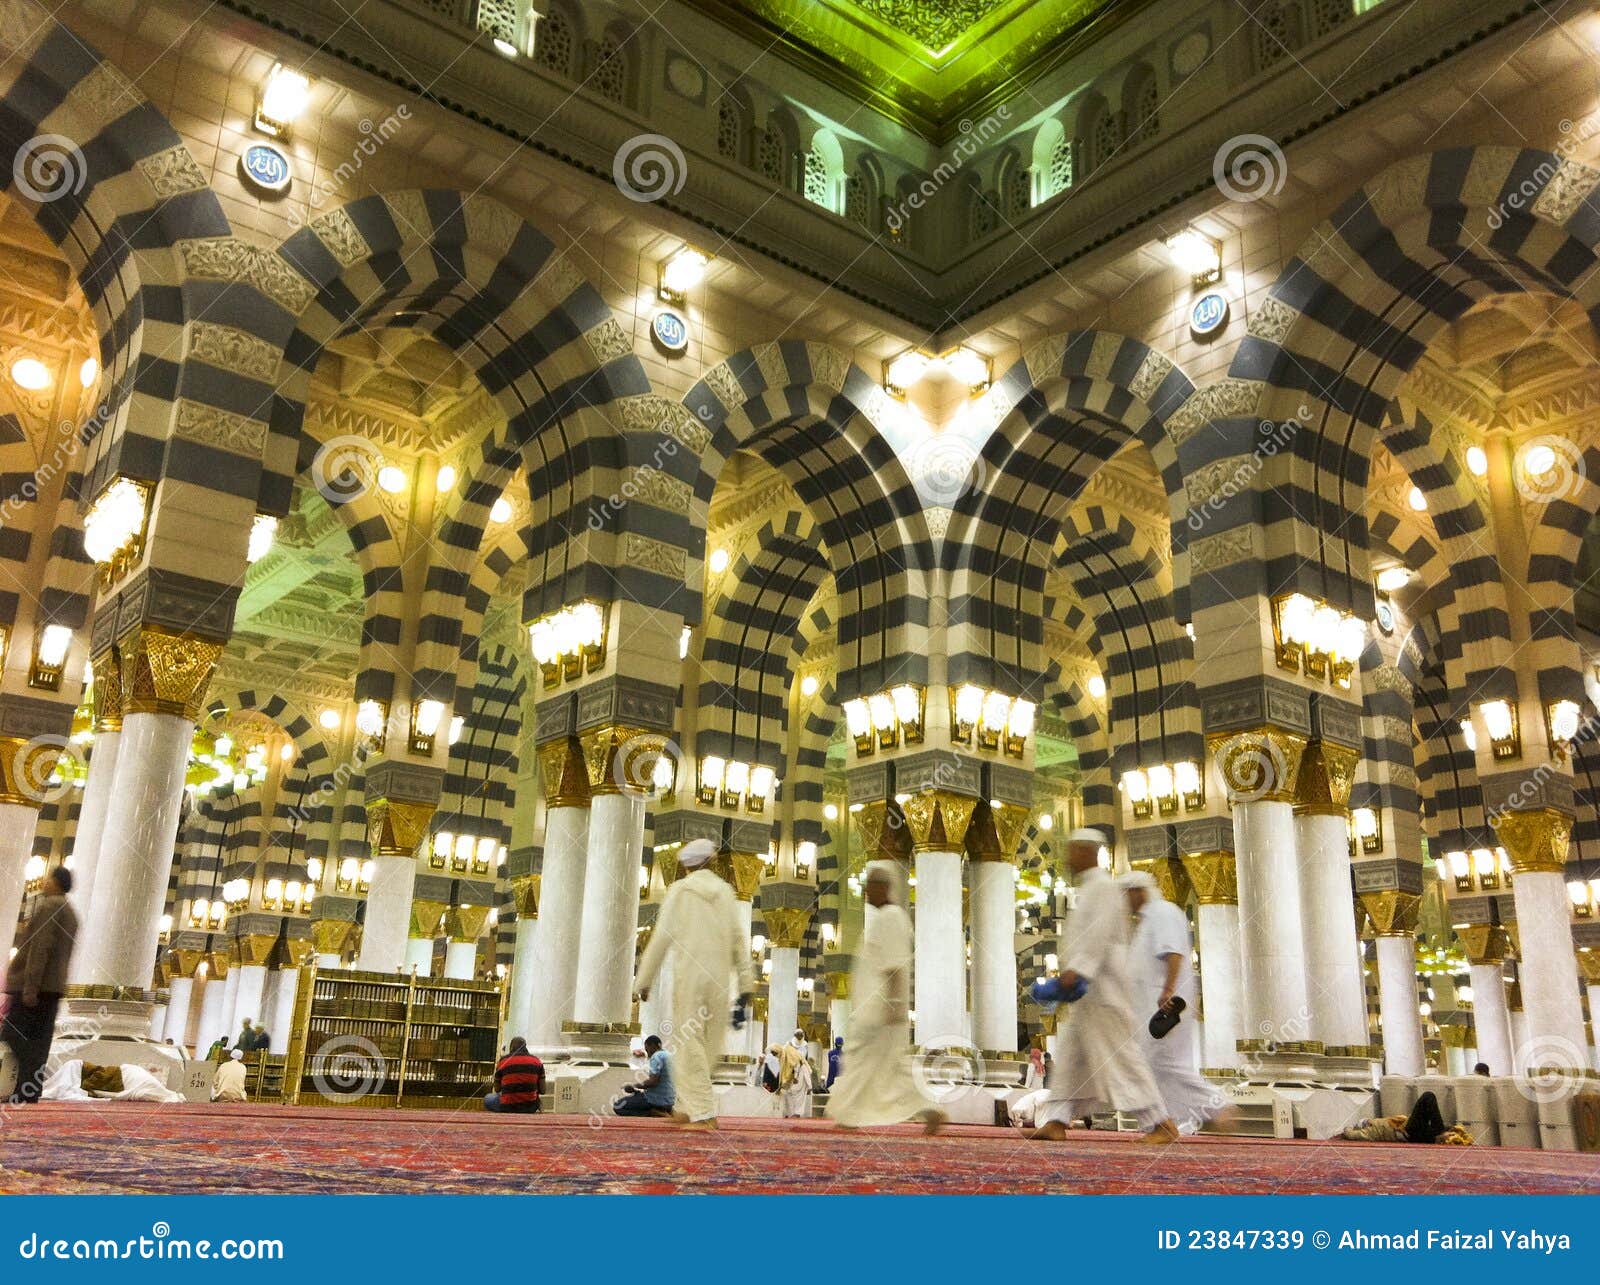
[230, 1049, 244, 1060]
[679, 838, 717, 869]
[1068, 827, 1108, 846]
[1118, 871, 1159, 894]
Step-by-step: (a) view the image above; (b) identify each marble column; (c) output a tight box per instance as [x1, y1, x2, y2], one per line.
[1586, 981, 1600, 1072]
[1235, 799, 1308, 1039]
[573, 781, 647, 1025]
[970, 856, 1018, 1052]
[763, 903, 811, 1050]
[504, 876, 541, 1041]
[163, 976, 196, 1047]
[0, 799, 39, 962]
[316, 953, 342, 969]
[232, 963, 267, 1032]
[768, 945, 799, 1044]
[195, 961, 230, 1052]
[147, 1002, 167, 1038]
[904, 791, 980, 1050]
[1294, 815, 1368, 1045]
[444, 940, 477, 979]
[1362, 889, 1424, 1075]
[1496, 809, 1590, 1066]
[1182, 851, 1242, 1068]
[1469, 961, 1514, 1074]
[271, 965, 302, 1054]
[219, 962, 244, 1037]
[827, 964, 851, 1044]
[519, 737, 591, 1045]
[360, 850, 425, 974]
[727, 892, 757, 1058]
[67, 648, 124, 948]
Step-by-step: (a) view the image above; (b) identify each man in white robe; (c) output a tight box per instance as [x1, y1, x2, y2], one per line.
[635, 839, 754, 1130]
[773, 1029, 814, 1118]
[1120, 871, 1235, 1134]
[1032, 830, 1178, 1143]
[825, 860, 945, 1133]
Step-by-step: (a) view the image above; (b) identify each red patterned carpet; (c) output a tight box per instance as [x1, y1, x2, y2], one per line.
[2, 1103, 1597, 1194]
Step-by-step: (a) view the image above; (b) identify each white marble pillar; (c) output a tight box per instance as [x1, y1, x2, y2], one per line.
[232, 963, 267, 1033]
[506, 918, 539, 1040]
[1509, 870, 1589, 1065]
[523, 804, 589, 1044]
[970, 858, 1018, 1051]
[768, 945, 800, 1044]
[830, 995, 851, 1043]
[1294, 810, 1368, 1046]
[1510, 1007, 1529, 1065]
[1587, 983, 1600, 1072]
[219, 966, 243, 1038]
[164, 976, 196, 1048]
[1469, 961, 1514, 1074]
[74, 712, 194, 988]
[359, 854, 419, 973]
[639, 952, 672, 1039]
[147, 1003, 167, 1039]
[1375, 934, 1424, 1074]
[66, 729, 121, 962]
[913, 848, 965, 1049]
[728, 898, 755, 1058]
[196, 975, 229, 1053]
[404, 937, 433, 974]
[0, 801, 39, 962]
[1233, 799, 1309, 1039]
[315, 954, 342, 970]
[572, 789, 646, 1025]
[1195, 900, 1243, 1068]
[271, 967, 300, 1053]
[444, 940, 477, 979]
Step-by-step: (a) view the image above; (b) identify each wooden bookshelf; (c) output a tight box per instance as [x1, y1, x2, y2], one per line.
[280, 965, 503, 1108]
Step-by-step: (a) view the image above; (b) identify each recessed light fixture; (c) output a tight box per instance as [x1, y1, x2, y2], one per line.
[490, 497, 512, 523]
[318, 708, 341, 730]
[1407, 486, 1427, 512]
[78, 357, 98, 388]
[377, 465, 407, 494]
[1375, 567, 1410, 593]
[1166, 228, 1222, 285]
[1465, 445, 1488, 476]
[708, 548, 730, 574]
[10, 357, 49, 390]
[435, 464, 457, 491]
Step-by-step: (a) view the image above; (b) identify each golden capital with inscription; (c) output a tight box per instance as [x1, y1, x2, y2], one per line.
[512, 874, 540, 917]
[90, 647, 124, 732]
[1179, 851, 1237, 905]
[1456, 924, 1511, 967]
[1491, 807, 1572, 874]
[1293, 740, 1359, 815]
[410, 898, 448, 939]
[853, 801, 887, 856]
[445, 905, 490, 942]
[537, 736, 591, 809]
[713, 849, 765, 901]
[310, 919, 355, 957]
[1206, 727, 1307, 804]
[764, 907, 812, 949]
[901, 790, 978, 854]
[283, 939, 316, 968]
[366, 797, 436, 857]
[654, 847, 681, 887]
[578, 724, 657, 796]
[0, 733, 61, 808]
[120, 627, 223, 720]
[1133, 856, 1192, 906]
[1358, 889, 1420, 938]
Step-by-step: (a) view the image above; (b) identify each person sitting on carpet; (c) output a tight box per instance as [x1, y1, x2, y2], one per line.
[1339, 1091, 1472, 1145]
[484, 1037, 544, 1113]
[212, 1049, 248, 1103]
[613, 1035, 675, 1118]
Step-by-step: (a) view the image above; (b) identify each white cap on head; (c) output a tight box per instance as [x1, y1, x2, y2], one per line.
[230, 1048, 244, 1061]
[679, 838, 717, 870]
[1118, 870, 1159, 894]
[1069, 827, 1108, 846]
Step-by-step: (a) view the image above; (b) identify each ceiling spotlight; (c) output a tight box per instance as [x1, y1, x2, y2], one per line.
[10, 357, 50, 390]
[941, 345, 991, 394]
[1522, 443, 1556, 477]
[79, 357, 99, 388]
[1465, 445, 1488, 477]
[490, 496, 512, 523]
[1087, 673, 1107, 700]
[708, 548, 730, 574]
[1407, 486, 1427, 512]
[318, 708, 341, 730]
[801, 674, 819, 697]
[377, 465, 407, 494]
[1166, 229, 1222, 285]
[659, 248, 710, 302]
[246, 514, 278, 564]
[255, 63, 311, 137]
[1375, 567, 1410, 593]
[493, 37, 519, 58]
[436, 464, 457, 491]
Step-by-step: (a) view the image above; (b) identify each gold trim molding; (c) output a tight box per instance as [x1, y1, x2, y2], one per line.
[1179, 851, 1237, 905]
[1206, 727, 1307, 804]
[1358, 889, 1420, 938]
[121, 627, 223, 720]
[1491, 807, 1572, 874]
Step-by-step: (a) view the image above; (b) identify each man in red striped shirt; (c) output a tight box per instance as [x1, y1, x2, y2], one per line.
[485, 1036, 545, 1113]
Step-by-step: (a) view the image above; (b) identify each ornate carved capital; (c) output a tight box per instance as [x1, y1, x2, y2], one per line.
[825, 970, 850, 1000]
[1179, 851, 1237, 905]
[235, 934, 277, 967]
[1132, 856, 1192, 906]
[536, 736, 591, 808]
[283, 940, 316, 968]
[410, 898, 448, 939]
[90, 646, 124, 731]
[578, 723, 655, 796]
[204, 951, 231, 979]
[654, 847, 682, 888]
[853, 800, 887, 856]
[901, 789, 978, 854]
[1577, 952, 1600, 984]
[714, 849, 765, 901]
[1293, 740, 1359, 815]
[366, 797, 436, 857]
[1358, 889, 1420, 938]
[0, 733, 61, 808]
[764, 907, 812, 949]
[446, 905, 490, 942]
[310, 919, 355, 957]
[120, 627, 223, 720]
[964, 800, 1031, 862]
[1456, 924, 1511, 967]
[511, 873, 540, 917]
[1206, 727, 1307, 804]
[1491, 807, 1572, 874]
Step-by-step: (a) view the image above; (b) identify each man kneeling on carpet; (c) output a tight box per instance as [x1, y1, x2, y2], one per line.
[485, 1037, 545, 1113]
[613, 1035, 676, 1118]
[212, 1049, 248, 1103]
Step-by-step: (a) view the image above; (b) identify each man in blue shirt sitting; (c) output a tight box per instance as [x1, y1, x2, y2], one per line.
[613, 1034, 675, 1118]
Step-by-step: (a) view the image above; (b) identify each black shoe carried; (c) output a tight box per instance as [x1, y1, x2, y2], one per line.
[1148, 996, 1186, 1039]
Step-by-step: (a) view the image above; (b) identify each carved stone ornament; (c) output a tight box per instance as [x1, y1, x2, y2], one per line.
[90, 646, 124, 731]
[309, 207, 373, 267]
[511, 874, 541, 918]
[1179, 850, 1237, 905]
[120, 627, 223, 720]
[188, 323, 281, 382]
[138, 145, 209, 199]
[806, 343, 849, 394]
[365, 796, 437, 857]
[1206, 727, 1307, 804]
[1491, 806, 1572, 874]
[577, 723, 655, 795]
[1456, 923, 1511, 966]
[446, 905, 490, 943]
[0, 733, 61, 808]
[310, 919, 356, 956]
[585, 318, 633, 364]
[763, 906, 812, 949]
[702, 361, 747, 414]
[619, 394, 712, 455]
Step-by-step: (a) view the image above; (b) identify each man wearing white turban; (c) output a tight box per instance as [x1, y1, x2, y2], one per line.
[1032, 829, 1179, 1144]
[825, 859, 945, 1133]
[635, 838, 754, 1129]
[1120, 870, 1235, 1134]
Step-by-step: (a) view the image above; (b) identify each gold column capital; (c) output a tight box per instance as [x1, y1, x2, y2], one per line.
[714, 849, 765, 901]
[445, 905, 490, 942]
[1293, 740, 1359, 815]
[366, 797, 436, 857]
[1457, 924, 1511, 967]
[0, 733, 61, 808]
[120, 626, 223, 720]
[1577, 951, 1600, 984]
[166, 948, 204, 979]
[90, 646, 124, 732]
[511, 873, 540, 917]
[853, 800, 887, 856]
[409, 898, 448, 940]
[1491, 807, 1572, 874]
[1132, 855, 1192, 905]
[309, 919, 355, 957]
[654, 847, 682, 887]
[825, 970, 850, 1000]
[1359, 889, 1420, 938]
[1206, 726, 1307, 804]
[764, 907, 812, 949]
[901, 789, 978, 854]
[204, 951, 231, 979]
[236, 934, 277, 967]
[578, 723, 657, 796]
[283, 940, 316, 968]
[1179, 850, 1237, 905]
[536, 736, 592, 808]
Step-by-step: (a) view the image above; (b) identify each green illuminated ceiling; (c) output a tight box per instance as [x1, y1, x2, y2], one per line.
[689, 0, 1125, 137]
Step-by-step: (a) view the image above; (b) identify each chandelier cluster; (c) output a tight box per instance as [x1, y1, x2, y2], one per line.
[949, 684, 1034, 758]
[1436, 847, 1512, 893]
[527, 600, 607, 688]
[430, 830, 505, 876]
[1271, 593, 1368, 687]
[696, 755, 777, 813]
[842, 684, 924, 757]
[187, 731, 273, 796]
[186, 895, 228, 931]
[1120, 761, 1204, 819]
[261, 878, 315, 913]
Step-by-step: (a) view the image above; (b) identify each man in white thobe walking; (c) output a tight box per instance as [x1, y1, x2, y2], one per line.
[635, 839, 754, 1130]
[1120, 871, 1234, 1134]
[1031, 829, 1178, 1144]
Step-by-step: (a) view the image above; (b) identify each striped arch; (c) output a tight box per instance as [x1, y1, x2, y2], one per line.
[1364, 511, 1473, 714]
[1223, 147, 1600, 650]
[788, 600, 842, 928]
[943, 330, 1195, 692]
[1524, 441, 1600, 708]
[1567, 712, 1600, 866]
[454, 518, 530, 696]
[1055, 506, 1200, 777]
[1037, 662, 1114, 836]
[0, 407, 92, 648]
[260, 191, 649, 703]
[1405, 617, 1490, 853]
[436, 642, 525, 852]
[677, 343, 934, 700]
[696, 511, 831, 764]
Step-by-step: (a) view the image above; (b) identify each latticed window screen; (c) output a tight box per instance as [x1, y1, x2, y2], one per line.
[757, 130, 785, 184]
[1091, 110, 1120, 172]
[716, 99, 743, 162]
[1048, 138, 1074, 196]
[970, 190, 997, 240]
[1309, 0, 1353, 39]
[1129, 78, 1159, 143]
[1006, 165, 1031, 217]
[1253, 3, 1297, 70]
[845, 173, 871, 228]
[475, 0, 519, 45]
[591, 36, 626, 104]
[534, 8, 573, 76]
[803, 147, 830, 208]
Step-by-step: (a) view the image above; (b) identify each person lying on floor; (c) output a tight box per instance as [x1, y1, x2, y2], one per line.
[1339, 1091, 1473, 1145]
